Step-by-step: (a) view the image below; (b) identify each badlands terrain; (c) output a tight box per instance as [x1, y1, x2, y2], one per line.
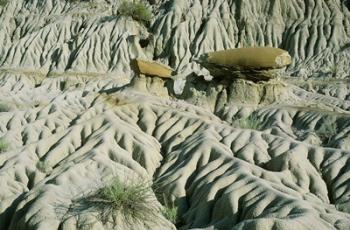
[1, 0, 350, 229]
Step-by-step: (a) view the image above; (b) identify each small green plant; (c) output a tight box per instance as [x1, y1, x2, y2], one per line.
[328, 64, 338, 78]
[0, 137, 8, 152]
[88, 177, 157, 224]
[161, 199, 178, 224]
[315, 117, 338, 144]
[0, 0, 7, 7]
[0, 102, 10, 112]
[152, 181, 180, 225]
[117, 0, 153, 26]
[233, 114, 265, 130]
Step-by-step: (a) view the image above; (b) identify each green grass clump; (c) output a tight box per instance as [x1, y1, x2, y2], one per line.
[315, 117, 338, 144]
[162, 200, 178, 224]
[152, 181, 180, 225]
[118, 0, 153, 26]
[0, 137, 8, 152]
[89, 178, 157, 223]
[326, 64, 338, 78]
[233, 114, 265, 130]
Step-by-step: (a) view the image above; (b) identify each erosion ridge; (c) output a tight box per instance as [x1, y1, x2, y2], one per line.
[1, 0, 350, 230]
[0, 0, 350, 79]
[1, 76, 350, 229]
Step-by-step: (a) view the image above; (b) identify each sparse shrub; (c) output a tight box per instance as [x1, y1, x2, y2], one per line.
[117, 0, 153, 26]
[328, 64, 338, 78]
[152, 181, 180, 225]
[233, 114, 265, 130]
[36, 160, 52, 173]
[315, 117, 338, 144]
[0, 102, 10, 112]
[88, 177, 157, 224]
[0, 137, 8, 152]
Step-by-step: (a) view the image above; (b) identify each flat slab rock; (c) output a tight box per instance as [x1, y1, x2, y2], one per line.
[132, 59, 174, 79]
[198, 47, 292, 81]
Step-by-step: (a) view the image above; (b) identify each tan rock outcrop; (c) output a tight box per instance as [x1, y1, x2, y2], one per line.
[203, 47, 292, 69]
[132, 59, 174, 78]
[197, 47, 292, 81]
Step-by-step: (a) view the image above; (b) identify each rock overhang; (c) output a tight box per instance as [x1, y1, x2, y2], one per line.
[197, 47, 292, 81]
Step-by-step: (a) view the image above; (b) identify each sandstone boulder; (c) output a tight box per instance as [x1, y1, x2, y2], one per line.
[198, 47, 292, 81]
[132, 59, 174, 79]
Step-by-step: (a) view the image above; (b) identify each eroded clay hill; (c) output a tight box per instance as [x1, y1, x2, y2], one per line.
[1, 73, 350, 229]
[1, 0, 350, 230]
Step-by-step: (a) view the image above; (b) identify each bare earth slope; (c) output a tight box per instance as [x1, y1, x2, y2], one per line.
[1, 0, 350, 230]
[1, 75, 350, 229]
[1, 0, 350, 78]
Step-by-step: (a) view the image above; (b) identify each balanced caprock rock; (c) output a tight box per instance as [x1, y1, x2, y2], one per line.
[129, 59, 174, 97]
[197, 47, 292, 81]
[132, 59, 174, 79]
